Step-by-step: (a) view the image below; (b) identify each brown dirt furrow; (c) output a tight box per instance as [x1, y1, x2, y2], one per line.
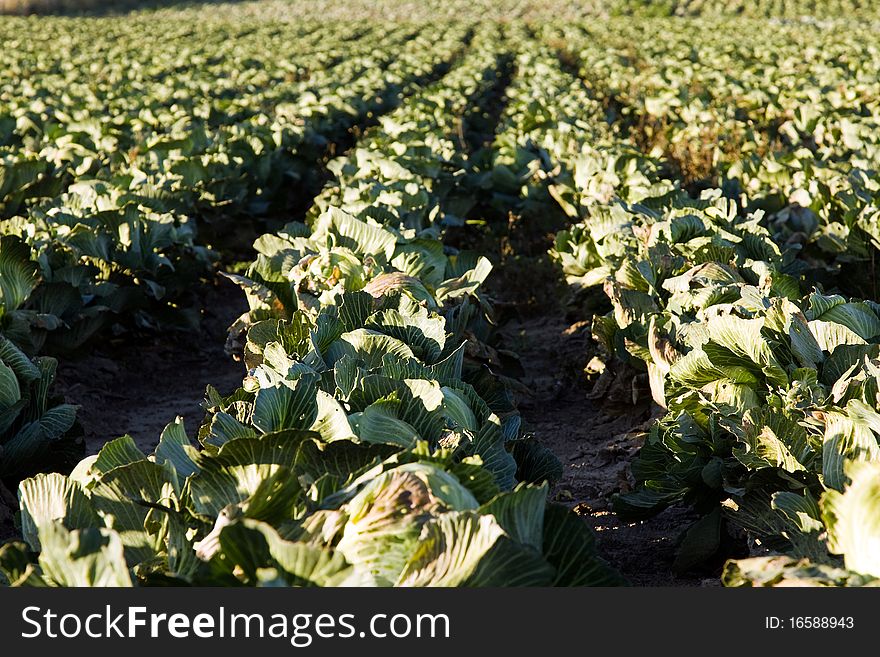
[503, 313, 714, 586]
[54, 274, 247, 457]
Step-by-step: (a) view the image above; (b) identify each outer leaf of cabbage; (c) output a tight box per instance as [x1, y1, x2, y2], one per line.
[822, 461, 880, 578]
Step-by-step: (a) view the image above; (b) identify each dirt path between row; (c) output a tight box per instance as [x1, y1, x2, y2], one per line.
[478, 208, 714, 584]
[54, 274, 247, 457]
[503, 314, 713, 585]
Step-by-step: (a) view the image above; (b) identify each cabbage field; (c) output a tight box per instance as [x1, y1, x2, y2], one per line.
[1, 0, 879, 587]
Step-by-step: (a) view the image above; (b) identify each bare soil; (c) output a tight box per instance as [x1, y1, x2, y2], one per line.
[54, 274, 247, 457]
[476, 204, 717, 585]
[502, 314, 715, 586]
